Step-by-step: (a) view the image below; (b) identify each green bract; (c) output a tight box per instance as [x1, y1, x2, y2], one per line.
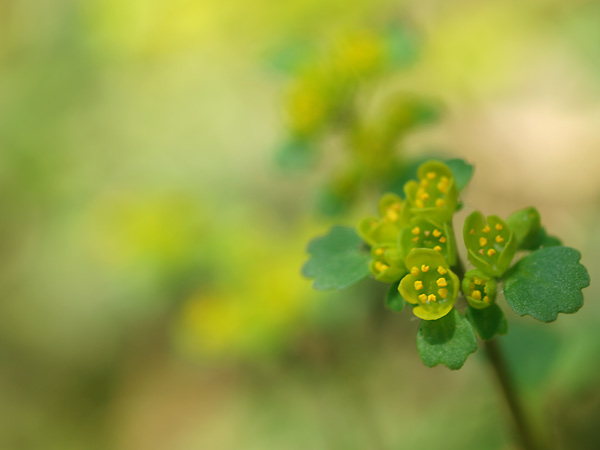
[399, 249, 459, 320]
[357, 193, 408, 246]
[462, 269, 497, 309]
[506, 207, 542, 250]
[370, 243, 406, 283]
[463, 212, 517, 277]
[385, 281, 405, 313]
[399, 217, 457, 266]
[404, 160, 458, 222]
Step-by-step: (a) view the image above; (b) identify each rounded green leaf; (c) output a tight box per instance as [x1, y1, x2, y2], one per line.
[385, 280, 405, 313]
[465, 304, 508, 341]
[303, 226, 371, 290]
[416, 309, 478, 370]
[504, 246, 590, 322]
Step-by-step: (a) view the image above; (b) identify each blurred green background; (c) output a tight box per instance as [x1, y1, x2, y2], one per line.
[1, 0, 600, 449]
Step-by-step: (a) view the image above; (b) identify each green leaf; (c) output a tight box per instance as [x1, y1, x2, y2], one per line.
[465, 304, 508, 341]
[504, 246, 590, 322]
[506, 207, 541, 250]
[385, 280, 405, 313]
[445, 158, 474, 192]
[416, 309, 478, 370]
[302, 226, 371, 290]
[537, 227, 562, 248]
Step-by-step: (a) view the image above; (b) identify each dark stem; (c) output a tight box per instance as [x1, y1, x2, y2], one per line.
[484, 339, 539, 450]
[452, 254, 465, 281]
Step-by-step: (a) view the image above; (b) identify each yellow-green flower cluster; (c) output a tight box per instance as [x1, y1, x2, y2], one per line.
[357, 160, 461, 320]
[399, 249, 460, 320]
[462, 269, 497, 309]
[463, 212, 517, 278]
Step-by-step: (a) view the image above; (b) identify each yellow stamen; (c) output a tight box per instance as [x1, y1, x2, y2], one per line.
[432, 229, 442, 237]
[483, 225, 491, 233]
[495, 235, 504, 243]
[375, 247, 385, 256]
[439, 236, 447, 243]
[412, 237, 419, 242]
[435, 198, 445, 208]
[411, 266, 419, 276]
[437, 181, 448, 193]
[479, 237, 487, 246]
[438, 288, 448, 299]
[421, 264, 430, 272]
[414, 280, 423, 290]
[375, 262, 388, 272]
[412, 227, 420, 235]
[484, 286, 488, 293]
[428, 294, 437, 302]
[441, 176, 449, 184]
[483, 296, 490, 303]
[478, 249, 484, 255]
[415, 199, 424, 208]
[434, 246, 442, 252]
[495, 223, 503, 231]
[437, 266, 447, 275]
[473, 277, 484, 285]
[426, 171, 436, 180]
[436, 277, 448, 287]
[472, 290, 482, 300]
[421, 193, 429, 201]
[418, 294, 428, 302]
[487, 248, 497, 256]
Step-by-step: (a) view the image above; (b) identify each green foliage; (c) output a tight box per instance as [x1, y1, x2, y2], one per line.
[416, 309, 477, 370]
[303, 159, 590, 370]
[445, 158, 474, 192]
[302, 226, 370, 290]
[385, 281, 405, 313]
[504, 246, 590, 322]
[274, 138, 315, 170]
[465, 304, 508, 341]
[506, 207, 541, 250]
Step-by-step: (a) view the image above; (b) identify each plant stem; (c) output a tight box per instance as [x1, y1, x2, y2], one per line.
[483, 339, 539, 450]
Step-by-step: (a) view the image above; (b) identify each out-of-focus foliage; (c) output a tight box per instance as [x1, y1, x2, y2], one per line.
[273, 25, 443, 215]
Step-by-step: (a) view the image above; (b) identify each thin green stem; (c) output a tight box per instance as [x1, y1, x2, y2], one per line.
[453, 253, 538, 449]
[483, 339, 540, 450]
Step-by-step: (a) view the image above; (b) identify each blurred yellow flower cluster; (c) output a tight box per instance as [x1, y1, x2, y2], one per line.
[173, 229, 319, 359]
